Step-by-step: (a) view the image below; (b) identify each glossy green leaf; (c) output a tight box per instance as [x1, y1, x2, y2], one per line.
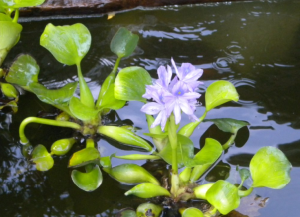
[136, 203, 162, 217]
[51, 138, 76, 155]
[98, 126, 153, 151]
[118, 209, 137, 217]
[71, 164, 103, 192]
[115, 66, 152, 102]
[0, 13, 12, 21]
[206, 180, 240, 215]
[114, 154, 160, 161]
[29, 82, 77, 106]
[182, 208, 204, 217]
[68, 147, 100, 168]
[109, 164, 160, 185]
[158, 134, 194, 168]
[40, 23, 91, 65]
[110, 27, 139, 58]
[0, 0, 45, 9]
[205, 118, 249, 134]
[190, 138, 223, 167]
[97, 72, 126, 110]
[0, 100, 18, 113]
[124, 183, 170, 198]
[69, 97, 100, 121]
[193, 183, 214, 200]
[0, 82, 18, 98]
[32, 144, 54, 171]
[6, 54, 39, 90]
[0, 21, 22, 50]
[205, 81, 239, 111]
[250, 146, 292, 189]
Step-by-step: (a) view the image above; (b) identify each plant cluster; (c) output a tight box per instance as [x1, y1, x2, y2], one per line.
[0, 1, 292, 216]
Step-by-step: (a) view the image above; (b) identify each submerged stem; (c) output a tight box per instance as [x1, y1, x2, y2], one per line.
[19, 117, 81, 144]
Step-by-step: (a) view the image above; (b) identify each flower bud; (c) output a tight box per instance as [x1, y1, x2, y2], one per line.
[125, 183, 171, 198]
[110, 164, 160, 185]
[1, 82, 18, 99]
[193, 183, 214, 200]
[136, 203, 162, 217]
[51, 138, 76, 155]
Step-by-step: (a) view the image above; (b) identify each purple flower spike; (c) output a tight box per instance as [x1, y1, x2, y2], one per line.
[141, 58, 203, 130]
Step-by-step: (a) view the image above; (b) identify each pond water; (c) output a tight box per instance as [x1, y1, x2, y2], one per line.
[1, 0, 300, 216]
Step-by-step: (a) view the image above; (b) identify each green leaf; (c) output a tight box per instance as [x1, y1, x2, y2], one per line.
[191, 138, 223, 167]
[40, 23, 91, 65]
[110, 27, 139, 58]
[0, 0, 45, 9]
[136, 203, 162, 217]
[51, 138, 76, 155]
[143, 132, 168, 139]
[114, 154, 160, 161]
[204, 118, 249, 134]
[0, 21, 22, 50]
[71, 164, 103, 192]
[115, 66, 152, 102]
[68, 147, 101, 168]
[0, 82, 18, 98]
[118, 210, 137, 217]
[250, 146, 292, 189]
[0, 13, 12, 21]
[0, 100, 18, 113]
[69, 97, 100, 121]
[206, 180, 240, 215]
[182, 208, 204, 217]
[239, 168, 251, 183]
[29, 82, 77, 106]
[205, 80, 239, 111]
[124, 183, 171, 198]
[6, 54, 39, 90]
[97, 72, 126, 110]
[109, 164, 160, 185]
[32, 144, 54, 171]
[158, 134, 194, 168]
[98, 125, 153, 152]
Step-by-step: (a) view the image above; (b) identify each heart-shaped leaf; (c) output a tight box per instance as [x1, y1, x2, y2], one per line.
[29, 82, 77, 106]
[0, 21, 22, 50]
[250, 146, 292, 189]
[68, 147, 101, 168]
[205, 81, 239, 111]
[0, 0, 45, 9]
[6, 54, 39, 90]
[71, 164, 103, 192]
[110, 27, 139, 58]
[98, 126, 153, 151]
[239, 168, 251, 183]
[206, 180, 240, 215]
[32, 144, 54, 171]
[115, 66, 152, 102]
[69, 97, 100, 121]
[182, 208, 204, 217]
[40, 23, 91, 65]
[158, 134, 194, 168]
[204, 118, 249, 134]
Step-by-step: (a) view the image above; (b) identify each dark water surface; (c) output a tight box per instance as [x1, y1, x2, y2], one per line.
[1, 0, 300, 216]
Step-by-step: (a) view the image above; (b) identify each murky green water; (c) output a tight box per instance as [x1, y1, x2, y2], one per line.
[1, 0, 300, 216]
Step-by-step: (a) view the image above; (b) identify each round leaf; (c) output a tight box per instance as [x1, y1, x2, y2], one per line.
[204, 118, 249, 134]
[30, 82, 77, 106]
[115, 66, 152, 102]
[51, 138, 76, 155]
[71, 164, 103, 192]
[118, 209, 137, 217]
[6, 54, 39, 90]
[250, 146, 292, 189]
[206, 180, 240, 215]
[182, 208, 204, 217]
[110, 27, 139, 58]
[40, 23, 91, 65]
[98, 125, 153, 151]
[68, 147, 101, 168]
[0, 21, 22, 50]
[239, 168, 251, 182]
[0, 82, 18, 98]
[32, 144, 54, 171]
[205, 80, 239, 111]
